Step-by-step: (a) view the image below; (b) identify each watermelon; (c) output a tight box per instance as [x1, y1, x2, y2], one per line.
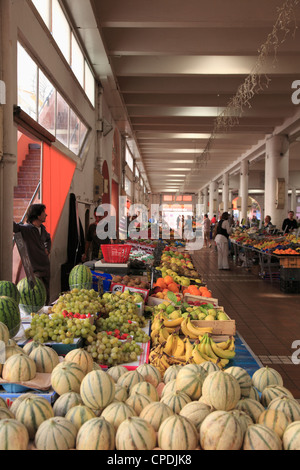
[0, 296, 21, 338]
[69, 265, 93, 290]
[0, 281, 20, 304]
[17, 277, 47, 313]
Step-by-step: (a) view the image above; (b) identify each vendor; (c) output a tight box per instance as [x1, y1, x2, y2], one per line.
[282, 211, 298, 234]
[82, 208, 111, 261]
[264, 215, 273, 228]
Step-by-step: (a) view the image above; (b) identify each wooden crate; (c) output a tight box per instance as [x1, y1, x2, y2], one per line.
[147, 294, 183, 307]
[183, 293, 219, 306]
[191, 318, 236, 336]
[279, 256, 300, 268]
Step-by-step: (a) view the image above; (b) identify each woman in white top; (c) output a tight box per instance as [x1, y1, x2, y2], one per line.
[214, 212, 233, 270]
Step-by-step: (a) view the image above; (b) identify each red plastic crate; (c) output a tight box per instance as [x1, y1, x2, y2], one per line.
[101, 244, 132, 263]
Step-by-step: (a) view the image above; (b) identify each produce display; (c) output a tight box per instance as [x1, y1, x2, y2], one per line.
[0, 240, 299, 451]
[0, 358, 298, 450]
[230, 229, 300, 255]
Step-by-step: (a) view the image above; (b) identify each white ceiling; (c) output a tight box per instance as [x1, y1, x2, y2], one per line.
[63, 0, 300, 194]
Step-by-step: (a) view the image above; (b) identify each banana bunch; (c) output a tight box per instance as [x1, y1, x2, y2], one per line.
[191, 334, 235, 369]
[180, 315, 213, 339]
[150, 320, 171, 346]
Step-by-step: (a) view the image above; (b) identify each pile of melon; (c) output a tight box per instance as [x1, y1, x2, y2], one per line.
[0, 343, 300, 450]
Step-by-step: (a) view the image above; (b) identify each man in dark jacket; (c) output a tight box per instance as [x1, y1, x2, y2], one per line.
[13, 204, 51, 303]
[282, 211, 298, 234]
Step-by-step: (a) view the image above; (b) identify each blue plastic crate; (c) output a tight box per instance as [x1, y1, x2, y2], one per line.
[91, 271, 112, 292]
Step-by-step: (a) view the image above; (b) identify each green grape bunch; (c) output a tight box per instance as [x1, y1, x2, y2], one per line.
[51, 288, 103, 316]
[85, 331, 143, 367]
[25, 312, 97, 345]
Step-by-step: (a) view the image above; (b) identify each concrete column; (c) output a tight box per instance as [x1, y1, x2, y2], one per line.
[290, 187, 297, 213]
[209, 181, 217, 219]
[203, 187, 208, 214]
[239, 160, 249, 223]
[0, 0, 18, 280]
[222, 173, 229, 213]
[264, 134, 289, 228]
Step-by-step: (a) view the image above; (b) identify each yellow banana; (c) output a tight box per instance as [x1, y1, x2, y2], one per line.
[159, 353, 171, 370]
[210, 339, 236, 359]
[214, 338, 231, 350]
[170, 334, 178, 355]
[197, 337, 207, 356]
[165, 326, 177, 334]
[172, 334, 185, 357]
[219, 358, 230, 368]
[204, 336, 219, 361]
[186, 316, 213, 337]
[157, 325, 170, 343]
[180, 317, 198, 339]
[228, 336, 235, 351]
[163, 352, 186, 365]
[184, 337, 194, 361]
[163, 316, 184, 328]
[163, 333, 174, 355]
[191, 346, 206, 364]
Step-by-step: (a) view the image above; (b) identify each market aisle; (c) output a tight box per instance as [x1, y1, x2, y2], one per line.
[191, 246, 300, 399]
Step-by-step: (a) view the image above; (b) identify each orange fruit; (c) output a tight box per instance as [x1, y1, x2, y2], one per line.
[168, 283, 179, 293]
[163, 275, 174, 286]
[156, 278, 167, 289]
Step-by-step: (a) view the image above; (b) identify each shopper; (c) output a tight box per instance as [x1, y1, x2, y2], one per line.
[215, 212, 233, 270]
[13, 203, 51, 304]
[184, 215, 193, 240]
[203, 214, 211, 248]
[282, 211, 298, 233]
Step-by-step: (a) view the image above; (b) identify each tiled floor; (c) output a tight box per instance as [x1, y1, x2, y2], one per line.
[191, 247, 300, 399]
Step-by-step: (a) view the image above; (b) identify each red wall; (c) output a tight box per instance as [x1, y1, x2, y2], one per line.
[42, 145, 76, 239]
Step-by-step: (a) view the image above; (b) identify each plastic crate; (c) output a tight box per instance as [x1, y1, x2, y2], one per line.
[101, 244, 132, 263]
[280, 267, 300, 281]
[280, 278, 300, 293]
[91, 270, 112, 292]
[280, 267, 300, 293]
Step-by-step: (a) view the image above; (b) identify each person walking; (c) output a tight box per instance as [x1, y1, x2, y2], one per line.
[214, 212, 233, 270]
[184, 215, 193, 241]
[13, 203, 51, 304]
[203, 214, 211, 248]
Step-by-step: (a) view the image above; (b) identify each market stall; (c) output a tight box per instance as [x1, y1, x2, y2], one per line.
[0, 239, 299, 451]
[230, 228, 300, 291]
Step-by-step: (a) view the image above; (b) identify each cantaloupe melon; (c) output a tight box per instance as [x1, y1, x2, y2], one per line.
[35, 417, 78, 450]
[200, 410, 244, 450]
[158, 414, 198, 451]
[116, 417, 156, 450]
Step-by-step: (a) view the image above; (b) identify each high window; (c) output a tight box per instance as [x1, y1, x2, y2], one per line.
[18, 42, 88, 157]
[31, 0, 95, 106]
